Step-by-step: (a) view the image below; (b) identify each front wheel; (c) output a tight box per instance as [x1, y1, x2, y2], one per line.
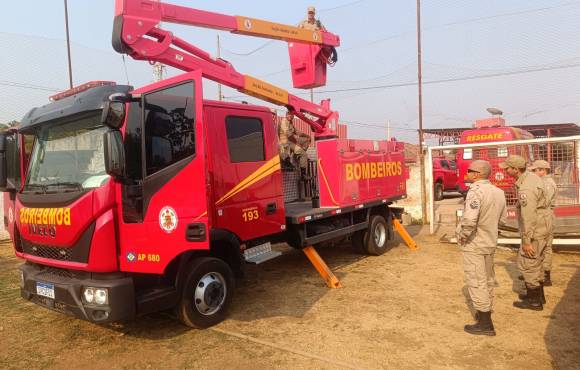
[434, 183, 444, 201]
[177, 257, 235, 328]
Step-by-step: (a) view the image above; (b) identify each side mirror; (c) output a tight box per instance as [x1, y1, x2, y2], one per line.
[101, 100, 126, 129]
[103, 130, 125, 180]
[0, 132, 18, 193]
[0, 133, 7, 189]
[101, 93, 139, 129]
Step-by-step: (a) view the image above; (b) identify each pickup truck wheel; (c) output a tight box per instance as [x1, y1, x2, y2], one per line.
[434, 183, 444, 201]
[177, 257, 234, 328]
[360, 215, 390, 256]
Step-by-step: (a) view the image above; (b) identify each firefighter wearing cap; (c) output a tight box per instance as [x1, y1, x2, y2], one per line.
[299, 6, 326, 30]
[298, 6, 338, 64]
[500, 155, 551, 310]
[530, 159, 557, 286]
[278, 112, 311, 176]
[456, 160, 506, 336]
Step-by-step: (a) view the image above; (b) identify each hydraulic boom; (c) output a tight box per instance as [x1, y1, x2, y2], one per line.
[113, 0, 341, 135]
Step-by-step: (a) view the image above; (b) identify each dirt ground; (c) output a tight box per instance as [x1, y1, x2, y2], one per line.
[1, 227, 579, 370]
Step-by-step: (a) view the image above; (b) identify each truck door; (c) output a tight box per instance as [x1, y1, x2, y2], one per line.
[205, 106, 285, 241]
[118, 71, 209, 274]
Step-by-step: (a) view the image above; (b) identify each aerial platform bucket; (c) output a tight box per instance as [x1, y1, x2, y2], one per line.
[288, 42, 327, 89]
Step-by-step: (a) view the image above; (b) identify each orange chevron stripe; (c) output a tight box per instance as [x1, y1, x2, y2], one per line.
[215, 156, 281, 206]
[192, 211, 208, 221]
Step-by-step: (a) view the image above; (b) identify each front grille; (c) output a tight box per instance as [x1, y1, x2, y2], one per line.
[44, 267, 74, 279]
[19, 222, 94, 263]
[22, 240, 72, 261]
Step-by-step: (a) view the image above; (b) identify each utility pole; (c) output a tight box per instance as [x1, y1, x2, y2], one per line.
[63, 0, 73, 88]
[217, 35, 223, 101]
[387, 120, 391, 140]
[310, 88, 314, 103]
[416, 0, 428, 224]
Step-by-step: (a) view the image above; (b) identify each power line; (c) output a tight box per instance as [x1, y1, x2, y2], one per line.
[318, 0, 366, 13]
[316, 61, 580, 94]
[0, 80, 61, 92]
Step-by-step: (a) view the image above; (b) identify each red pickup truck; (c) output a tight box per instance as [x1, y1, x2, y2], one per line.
[433, 157, 459, 200]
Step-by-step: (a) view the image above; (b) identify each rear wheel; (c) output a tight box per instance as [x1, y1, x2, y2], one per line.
[177, 257, 235, 328]
[434, 182, 444, 201]
[353, 215, 390, 256]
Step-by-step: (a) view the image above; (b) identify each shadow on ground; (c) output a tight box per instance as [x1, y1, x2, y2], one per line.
[106, 237, 411, 339]
[545, 264, 580, 369]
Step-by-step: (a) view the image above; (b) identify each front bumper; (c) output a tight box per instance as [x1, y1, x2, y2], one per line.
[20, 263, 135, 323]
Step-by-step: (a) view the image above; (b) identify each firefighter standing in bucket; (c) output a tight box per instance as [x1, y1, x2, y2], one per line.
[529, 159, 557, 286]
[298, 6, 338, 64]
[456, 160, 506, 336]
[501, 155, 551, 311]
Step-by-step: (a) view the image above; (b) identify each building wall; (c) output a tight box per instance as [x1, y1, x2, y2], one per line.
[393, 163, 426, 223]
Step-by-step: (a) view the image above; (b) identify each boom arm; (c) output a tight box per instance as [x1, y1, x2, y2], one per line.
[112, 0, 340, 134]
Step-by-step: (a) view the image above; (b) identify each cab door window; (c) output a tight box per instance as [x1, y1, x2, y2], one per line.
[144, 82, 195, 176]
[225, 116, 265, 163]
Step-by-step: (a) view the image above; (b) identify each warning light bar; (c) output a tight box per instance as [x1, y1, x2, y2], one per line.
[49, 81, 116, 102]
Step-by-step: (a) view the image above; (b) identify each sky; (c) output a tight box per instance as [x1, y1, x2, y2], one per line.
[1, 0, 580, 143]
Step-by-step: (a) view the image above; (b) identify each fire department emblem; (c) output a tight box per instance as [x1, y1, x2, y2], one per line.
[495, 172, 504, 181]
[159, 206, 178, 233]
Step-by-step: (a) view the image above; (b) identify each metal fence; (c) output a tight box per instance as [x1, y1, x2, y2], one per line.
[427, 135, 580, 236]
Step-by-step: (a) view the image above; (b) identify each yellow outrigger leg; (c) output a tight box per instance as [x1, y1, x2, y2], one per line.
[303, 246, 342, 289]
[392, 218, 418, 250]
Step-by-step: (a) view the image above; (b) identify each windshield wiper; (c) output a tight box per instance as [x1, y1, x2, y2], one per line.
[22, 184, 47, 194]
[45, 182, 83, 193]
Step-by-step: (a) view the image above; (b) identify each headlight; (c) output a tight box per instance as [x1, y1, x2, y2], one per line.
[83, 287, 108, 305]
[94, 289, 108, 305]
[83, 287, 95, 303]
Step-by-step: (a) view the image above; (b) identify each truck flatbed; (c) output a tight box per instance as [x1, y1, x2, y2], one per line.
[284, 197, 406, 225]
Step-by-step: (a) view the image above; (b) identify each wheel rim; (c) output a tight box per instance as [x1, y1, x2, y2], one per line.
[374, 222, 387, 248]
[194, 272, 227, 316]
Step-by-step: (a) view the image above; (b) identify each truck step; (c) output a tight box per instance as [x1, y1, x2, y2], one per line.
[244, 242, 282, 264]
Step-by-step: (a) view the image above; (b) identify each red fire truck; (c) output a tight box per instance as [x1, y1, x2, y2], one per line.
[0, 0, 410, 328]
[456, 117, 534, 196]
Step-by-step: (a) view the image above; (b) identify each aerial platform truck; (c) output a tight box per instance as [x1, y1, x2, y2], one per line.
[0, 0, 415, 328]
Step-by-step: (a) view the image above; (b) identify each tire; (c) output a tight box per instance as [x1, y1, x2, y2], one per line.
[434, 182, 444, 201]
[352, 230, 368, 254]
[361, 215, 390, 256]
[177, 257, 235, 328]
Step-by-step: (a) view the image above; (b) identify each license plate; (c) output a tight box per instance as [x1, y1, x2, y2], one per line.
[36, 282, 55, 299]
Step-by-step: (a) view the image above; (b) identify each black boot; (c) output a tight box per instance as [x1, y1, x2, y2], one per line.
[464, 310, 496, 336]
[514, 286, 543, 311]
[544, 271, 552, 286]
[518, 282, 546, 304]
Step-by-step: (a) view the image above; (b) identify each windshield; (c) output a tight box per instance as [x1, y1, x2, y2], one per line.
[25, 113, 110, 192]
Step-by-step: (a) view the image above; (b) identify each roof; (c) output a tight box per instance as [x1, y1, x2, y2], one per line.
[423, 123, 580, 140]
[19, 84, 132, 132]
